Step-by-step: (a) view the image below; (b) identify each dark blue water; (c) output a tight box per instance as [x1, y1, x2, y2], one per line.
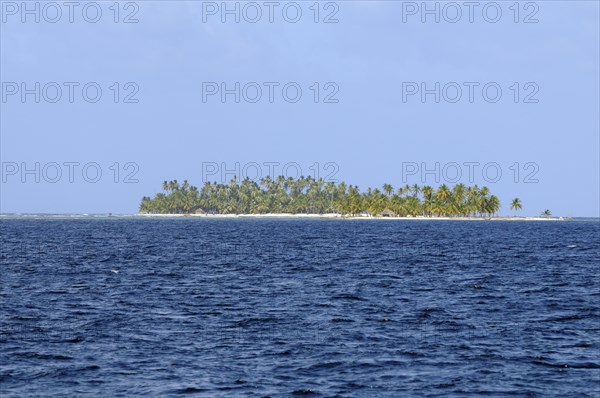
[1, 218, 599, 397]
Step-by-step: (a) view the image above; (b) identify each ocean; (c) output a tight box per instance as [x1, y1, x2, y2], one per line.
[1, 218, 599, 397]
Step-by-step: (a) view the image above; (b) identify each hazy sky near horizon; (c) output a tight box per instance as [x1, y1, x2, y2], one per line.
[1, 1, 599, 216]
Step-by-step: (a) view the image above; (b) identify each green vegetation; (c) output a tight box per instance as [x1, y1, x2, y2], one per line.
[510, 198, 522, 216]
[139, 177, 503, 217]
[542, 209, 552, 217]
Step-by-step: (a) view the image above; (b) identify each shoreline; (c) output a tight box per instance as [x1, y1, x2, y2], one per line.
[0, 214, 580, 221]
[135, 213, 566, 221]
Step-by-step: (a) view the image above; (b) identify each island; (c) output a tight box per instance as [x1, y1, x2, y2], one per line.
[138, 177, 558, 219]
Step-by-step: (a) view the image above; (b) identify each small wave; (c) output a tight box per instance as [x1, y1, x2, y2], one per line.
[13, 352, 73, 361]
[533, 360, 600, 369]
[331, 318, 354, 323]
[332, 294, 363, 301]
[236, 316, 281, 327]
[571, 341, 594, 348]
[542, 313, 598, 322]
[301, 361, 344, 372]
[174, 387, 206, 394]
[292, 389, 319, 395]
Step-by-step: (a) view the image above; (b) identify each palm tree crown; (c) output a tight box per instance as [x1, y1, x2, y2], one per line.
[510, 198, 522, 216]
[542, 209, 552, 217]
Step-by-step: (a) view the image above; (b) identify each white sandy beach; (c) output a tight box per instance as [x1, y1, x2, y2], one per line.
[137, 213, 565, 221]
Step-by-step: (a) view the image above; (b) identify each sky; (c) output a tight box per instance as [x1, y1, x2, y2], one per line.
[1, 0, 599, 216]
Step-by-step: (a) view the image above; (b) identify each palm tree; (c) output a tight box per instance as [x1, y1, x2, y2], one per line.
[510, 198, 522, 217]
[170, 180, 180, 192]
[139, 196, 152, 213]
[383, 184, 393, 198]
[542, 209, 552, 217]
[346, 185, 362, 215]
[411, 184, 420, 199]
[485, 195, 501, 218]
[421, 186, 434, 216]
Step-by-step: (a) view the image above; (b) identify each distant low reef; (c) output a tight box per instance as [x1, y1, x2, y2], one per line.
[139, 177, 558, 219]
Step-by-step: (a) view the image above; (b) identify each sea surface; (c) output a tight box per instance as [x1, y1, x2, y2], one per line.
[1, 218, 599, 397]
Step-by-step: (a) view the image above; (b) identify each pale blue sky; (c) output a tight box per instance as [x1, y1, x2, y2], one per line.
[1, 1, 599, 216]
